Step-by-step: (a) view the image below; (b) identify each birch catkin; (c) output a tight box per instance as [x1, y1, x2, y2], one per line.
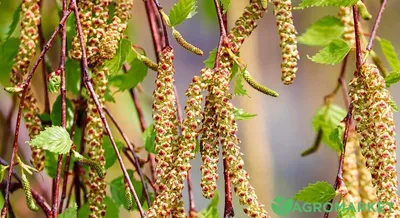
[272, 0, 299, 85]
[338, 7, 355, 48]
[349, 64, 399, 217]
[10, 0, 45, 171]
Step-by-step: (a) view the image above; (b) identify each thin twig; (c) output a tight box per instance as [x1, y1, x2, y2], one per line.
[70, 1, 144, 216]
[0, 158, 51, 216]
[152, 0, 169, 48]
[1, 10, 72, 218]
[353, 6, 363, 70]
[143, 0, 163, 54]
[53, 0, 69, 215]
[366, 0, 388, 51]
[323, 105, 353, 218]
[104, 108, 151, 207]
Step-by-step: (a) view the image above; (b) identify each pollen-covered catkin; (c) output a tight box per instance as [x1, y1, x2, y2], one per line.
[272, 0, 299, 85]
[146, 47, 179, 217]
[85, 65, 109, 218]
[349, 64, 399, 217]
[338, 7, 355, 48]
[99, 0, 134, 60]
[10, 0, 45, 171]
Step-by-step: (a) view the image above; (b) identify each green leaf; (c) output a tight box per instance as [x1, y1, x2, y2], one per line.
[293, 181, 336, 203]
[103, 136, 124, 169]
[385, 70, 400, 87]
[328, 124, 344, 152]
[143, 124, 157, 154]
[78, 197, 119, 218]
[389, 96, 399, 112]
[233, 108, 257, 120]
[200, 0, 217, 24]
[60, 203, 77, 218]
[0, 165, 8, 182]
[203, 48, 217, 68]
[51, 95, 74, 130]
[109, 169, 144, 210]
[105, 39, 132, 74]
[109, 58, 148, 91]
[308, 39, 350, 65]
[199, 191, 219, 218]
[66, 15, 76, 51]
[0, 38, 20, 86]
[6, 4, 22, 39]
[65, 59, 81, 95]
[296, 0, 358, 9]
[298, 16, 344, 46]
[338, 204, 356, 218]
[104, 86, 116, 103]
[169, 0, 198, 26]
[378, 38, 400, 71]
[220, 0, 230, 13]
[234, 73, 248, 96]
[312, 104, 347, 151]
[28, 126, 72, 154]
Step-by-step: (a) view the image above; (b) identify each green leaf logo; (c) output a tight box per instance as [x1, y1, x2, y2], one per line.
[271, 196, 293, 216]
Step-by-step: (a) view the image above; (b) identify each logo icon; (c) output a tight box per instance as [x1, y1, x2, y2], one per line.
[271, 196, 294, 216]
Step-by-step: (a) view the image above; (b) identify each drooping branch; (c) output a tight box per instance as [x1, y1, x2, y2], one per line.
[70, 0, 144, 216]
[366, 0, 388, 51]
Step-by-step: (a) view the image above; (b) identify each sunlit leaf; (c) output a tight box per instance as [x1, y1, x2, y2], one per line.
[308, 39, 350, 65]
[298, 16, 344, 46]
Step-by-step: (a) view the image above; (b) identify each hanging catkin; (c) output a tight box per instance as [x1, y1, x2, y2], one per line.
[349, 64, 399, 216]
[9, 0, 45, 171]
[338, 6, 356, 48]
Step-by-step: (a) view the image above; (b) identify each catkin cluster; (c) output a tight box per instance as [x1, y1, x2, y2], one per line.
[70, 1, 133, 217]
[99, 0, 134, 60]
[349, 64, 399, 216]
[10, 0, 45, 171]
[338, 7, 356, 48]
[272, 0, 299, 85]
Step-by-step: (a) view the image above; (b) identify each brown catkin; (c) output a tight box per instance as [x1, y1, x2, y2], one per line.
[349, 64, 399, 217]
[10, 0, 45, 171]
[85, 65, 108, 218]
[146, 47, 179, 217]
[272, 0, 299, 85]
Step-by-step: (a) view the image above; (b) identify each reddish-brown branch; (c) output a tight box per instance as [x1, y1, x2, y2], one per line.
[152, 0, 169, 48]
[366, 0, 388, 51]
[144, 0, 163, 54]
[70, 0, 144, 216]
[0, 159, 51, 216]
[353, 6, 363, 70]
[53, 0, 69, 215]
[1, 10, 72, 218]
[223, 159, 234, 218]
[104, 107, 151, 206]
[323, 104, 353, 218]
[214, 0, 227, 68]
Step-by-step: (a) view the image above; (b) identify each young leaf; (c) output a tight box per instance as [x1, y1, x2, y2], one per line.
[105, 39, 133, 74]
[104, 86, 116, 103]
[328, 124, 344, 152]
[203, 47, 217, 68]
[168, 0, 198, 26]
[199, 191, 220, 218]
[389, 96, 399, 112]
[298, 16, 344, 46]
[6, 4, 22, 39]
[28, 126, 72, 154]
[143, 124, 157, 154]
[65, 59, 81, 94]
[60, 203, 77, 218]
[338, 204, 356, 218]
[78, 197, 119, 218]
[385, 70, 400, 87]
[293, 181, 336, 203]
[220, 0, 230, 13]
[233, 108, 257, 120]
[0, 165, 8, 182]
[308, 39, 350, 65]
[312, 104, 347, 151]
[295, 0, 358, 9]
[51, 95, 75, 129]
[234, 74, 248, 97]
[109, 169, 144, 210]
[377, 38, 400, 71]
[0, 38, 20, 86]
[103, 136, 124, 169]
[109, 58, 148, 91]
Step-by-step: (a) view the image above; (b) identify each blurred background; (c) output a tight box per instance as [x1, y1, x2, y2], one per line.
[0, 0, 399, 217]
